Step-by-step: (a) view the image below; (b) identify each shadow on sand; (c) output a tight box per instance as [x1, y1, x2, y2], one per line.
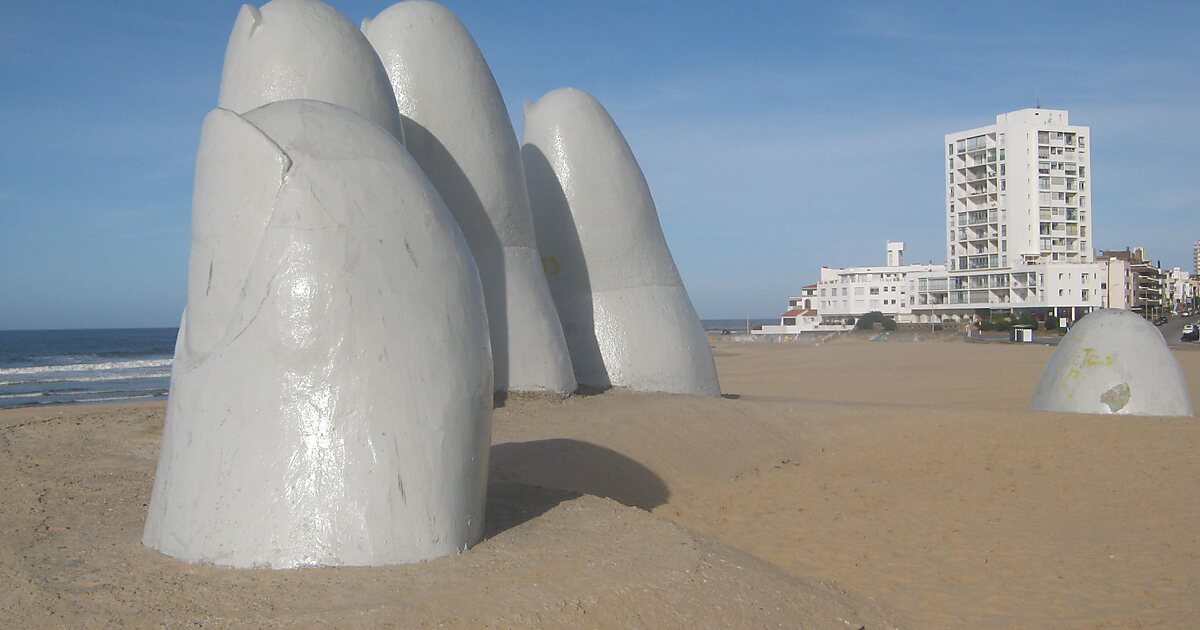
[484, 438, 668, 538]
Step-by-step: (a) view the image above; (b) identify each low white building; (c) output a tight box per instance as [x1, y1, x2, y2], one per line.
[754, 285, 834, 335]
[914, 260, 1106, 323]
[817, 242, 946, 325]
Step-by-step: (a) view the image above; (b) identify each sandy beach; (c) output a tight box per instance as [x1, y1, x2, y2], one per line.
[2, 336, 1197, 627]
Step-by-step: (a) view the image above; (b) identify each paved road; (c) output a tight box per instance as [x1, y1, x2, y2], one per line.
[969, 315, 1200, 349]
[1160, 315, 1199, 348]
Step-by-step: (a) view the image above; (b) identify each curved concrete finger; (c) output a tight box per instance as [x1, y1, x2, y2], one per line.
[362, 1, 576, 395]
[219, 0, 405, 143]
[144, 100, 492, 568]
[1032, 309, 1194, 417]
[521, 88, 719, 396]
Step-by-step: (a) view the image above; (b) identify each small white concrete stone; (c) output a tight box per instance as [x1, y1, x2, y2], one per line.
[1032, 309, 1194, 417]
[144, 100, 492, 568]
[362, 1, 576, 395]
[218, 0, 405, 143]
[521, 88, 720, 396]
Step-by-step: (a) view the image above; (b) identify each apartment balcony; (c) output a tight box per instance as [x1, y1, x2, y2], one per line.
[965, 254, 999, 270]
[967, 153, 997, 166]
[922, 279, 949, 292]
[963, 231, 994, 243]
[964, 210, 997, 226]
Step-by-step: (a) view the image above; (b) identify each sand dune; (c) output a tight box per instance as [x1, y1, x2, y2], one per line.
[2, 337, 1197, 626]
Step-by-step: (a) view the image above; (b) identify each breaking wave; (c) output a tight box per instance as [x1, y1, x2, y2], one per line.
[0, 358, 172, 377]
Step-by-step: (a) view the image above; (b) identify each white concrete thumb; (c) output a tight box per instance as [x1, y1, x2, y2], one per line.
[362, 1, 576, 396]
[521, 88, 720, 396]
[143, 100, 492, 568]
[218, 0, 405, 143]
[1032, 309, 1194, 417]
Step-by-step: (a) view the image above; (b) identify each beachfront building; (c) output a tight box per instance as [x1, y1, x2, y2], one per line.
[1166, 268, 1195, 314]
[1194, 240, 1199, 276]
[914, 108, 1104, 322]
[817, 242, 946, 325]
[1098, 247, 1168, 318]
[754, 285, 828, 334]
[767, 108, 1113, 327]
[1098, 255, 1130, 310]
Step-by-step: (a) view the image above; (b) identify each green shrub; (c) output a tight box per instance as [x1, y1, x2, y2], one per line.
[1043, 317, 1059, 331]
[852, 311, 897, 332]
[992, 317, 1012, 332]
[979, 319, 994, 331]
[855, 311, 884, 330]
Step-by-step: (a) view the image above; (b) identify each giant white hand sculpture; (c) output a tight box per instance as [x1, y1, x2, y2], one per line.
[521, 88, 720, 396]
[219, 0, 405, 143]
[363, 1, 576, 395]
[143, 100, 492, 568]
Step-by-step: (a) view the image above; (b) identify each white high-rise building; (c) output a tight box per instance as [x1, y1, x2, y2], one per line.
[1193, 240, 1199, 276]
[946, 108, 1092, 269]
[917, 108, 1104, 321]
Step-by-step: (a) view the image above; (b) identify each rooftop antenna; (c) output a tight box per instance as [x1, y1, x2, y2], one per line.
[1036, 93, 1041, 109]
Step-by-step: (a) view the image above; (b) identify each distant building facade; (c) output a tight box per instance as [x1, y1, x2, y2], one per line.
[913, 108, 1103, 322]
[755, 285, 829, 335]
[1098, 247, 1168, 317]
[1166, 268, 1195, 313]
[816, 242, 945, 325]
[763, 108, 1129, 332]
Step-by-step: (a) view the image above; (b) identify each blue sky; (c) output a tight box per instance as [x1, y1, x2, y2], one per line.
[1, 1, 1197, 329]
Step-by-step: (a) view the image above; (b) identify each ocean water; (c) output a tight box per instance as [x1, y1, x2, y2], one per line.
[0, 328, 177, 409]
[701, 319, 775, 332]
[0, 321, 767, 409]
